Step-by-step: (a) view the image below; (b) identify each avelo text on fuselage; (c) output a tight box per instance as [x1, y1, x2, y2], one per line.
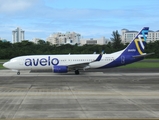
[25, 56, 59, 66]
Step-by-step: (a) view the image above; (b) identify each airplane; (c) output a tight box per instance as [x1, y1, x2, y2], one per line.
[3, 27, 153, 75]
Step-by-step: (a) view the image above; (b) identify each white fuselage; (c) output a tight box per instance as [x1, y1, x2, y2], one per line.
[3, 50, 123, 71]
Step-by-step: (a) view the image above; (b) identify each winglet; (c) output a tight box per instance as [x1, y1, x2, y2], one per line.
[94, 50, 104, 61]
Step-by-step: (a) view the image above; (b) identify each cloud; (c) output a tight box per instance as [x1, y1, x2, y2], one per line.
[0, 0, 159, 41]
[0, 0, 38, 13]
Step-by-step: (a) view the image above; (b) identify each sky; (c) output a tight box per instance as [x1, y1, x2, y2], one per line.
[0, 0, 159, 42]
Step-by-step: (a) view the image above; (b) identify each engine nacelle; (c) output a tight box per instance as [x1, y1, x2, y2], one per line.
[53, 65, 68, 73]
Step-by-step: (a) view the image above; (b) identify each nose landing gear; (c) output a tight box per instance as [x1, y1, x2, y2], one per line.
[17, 71, 20, 75]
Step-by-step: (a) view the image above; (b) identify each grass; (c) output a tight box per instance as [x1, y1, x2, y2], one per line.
[120, 62, 159, 68]
[0, 64, 4, 69]
[0, 59, 8, 69]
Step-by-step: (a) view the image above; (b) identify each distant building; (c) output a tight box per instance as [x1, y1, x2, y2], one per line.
[46, 32, 81, 45]
[80, 37, 109, 45]
[121, 28, 159, 44]
[0, 37, 8, 42]
[121, 29, 138, 44]
[147, 30, 159, 42]
[12, 27, 25, 43]
[32, 38, 44, 44]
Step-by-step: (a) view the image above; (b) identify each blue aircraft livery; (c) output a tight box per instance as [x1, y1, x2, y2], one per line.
[99, 27, 149, 68]
[3, 27, 154, 75]
[25, 56, 59, 66]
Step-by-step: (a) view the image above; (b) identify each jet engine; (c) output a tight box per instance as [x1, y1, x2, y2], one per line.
[52, 65, 68, 73]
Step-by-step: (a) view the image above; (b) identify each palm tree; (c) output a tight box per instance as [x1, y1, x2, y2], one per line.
[110, 30, 123, 51]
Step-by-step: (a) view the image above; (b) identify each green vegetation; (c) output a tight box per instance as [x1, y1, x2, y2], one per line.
[120, 61, 159, 68]
[0, 30, 159, 59]
[0, 59, 8, 69]
[0, 39, 159, 59]
[0, 64, 4, 69]
[110, 30, 124, 51]
[0, 59, 9, 62]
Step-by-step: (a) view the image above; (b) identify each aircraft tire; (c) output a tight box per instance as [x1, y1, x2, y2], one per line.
[75, 70, 79, 75]
[17, 72, 20, 75]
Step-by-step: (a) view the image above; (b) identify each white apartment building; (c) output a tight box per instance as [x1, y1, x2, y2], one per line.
[121, 28, 159, 44]
[80, 37, 109, 45]
[121, 29, 138, 44]
[12, 27, 25, 43]
[46, 32, 81, 45]
[147, 30, 159, 42]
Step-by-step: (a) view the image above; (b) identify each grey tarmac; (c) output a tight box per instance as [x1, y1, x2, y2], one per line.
[0, 70, 159, 120]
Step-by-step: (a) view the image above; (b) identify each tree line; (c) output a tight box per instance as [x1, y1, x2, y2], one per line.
[0, 31, 159, 59]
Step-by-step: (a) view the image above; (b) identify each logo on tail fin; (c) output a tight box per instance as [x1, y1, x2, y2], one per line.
[123, 27, 149, 56]
[134, 27, 149, 55]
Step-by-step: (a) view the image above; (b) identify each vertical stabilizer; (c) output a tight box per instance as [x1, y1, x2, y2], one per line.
[122, 27, 149, 56]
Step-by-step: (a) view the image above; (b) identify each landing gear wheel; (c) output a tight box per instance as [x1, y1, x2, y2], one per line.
[17, 71, 20, 75]
[75, 70, 79, 75]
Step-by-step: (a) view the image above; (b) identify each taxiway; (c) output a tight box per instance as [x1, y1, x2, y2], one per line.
[0, 70, 159, 119]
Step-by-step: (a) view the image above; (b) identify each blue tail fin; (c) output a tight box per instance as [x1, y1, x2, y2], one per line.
[122, 27, 149, 56]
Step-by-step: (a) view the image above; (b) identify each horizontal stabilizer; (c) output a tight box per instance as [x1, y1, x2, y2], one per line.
[133, 52, 155, 58]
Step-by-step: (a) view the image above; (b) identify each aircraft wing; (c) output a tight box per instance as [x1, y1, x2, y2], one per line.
[133, 52, 155, 58]
[67, 51, 104, 70]
[68, 62, 90, 70]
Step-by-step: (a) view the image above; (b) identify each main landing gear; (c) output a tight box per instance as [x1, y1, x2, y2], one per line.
[75, 70, 79, 75]
[17, 71, 20, 75]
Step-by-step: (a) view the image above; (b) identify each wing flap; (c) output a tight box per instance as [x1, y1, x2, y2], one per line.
[68, 62, 89, 70]
[67, 51, 104, 70]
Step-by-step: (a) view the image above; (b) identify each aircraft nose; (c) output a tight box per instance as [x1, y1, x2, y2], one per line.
[3, 62, 9, 68]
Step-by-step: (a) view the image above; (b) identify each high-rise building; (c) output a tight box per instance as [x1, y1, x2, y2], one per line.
[12, 27, 25, 43]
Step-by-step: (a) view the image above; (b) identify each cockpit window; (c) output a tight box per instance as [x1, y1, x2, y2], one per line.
[10, 58, 18, 62]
